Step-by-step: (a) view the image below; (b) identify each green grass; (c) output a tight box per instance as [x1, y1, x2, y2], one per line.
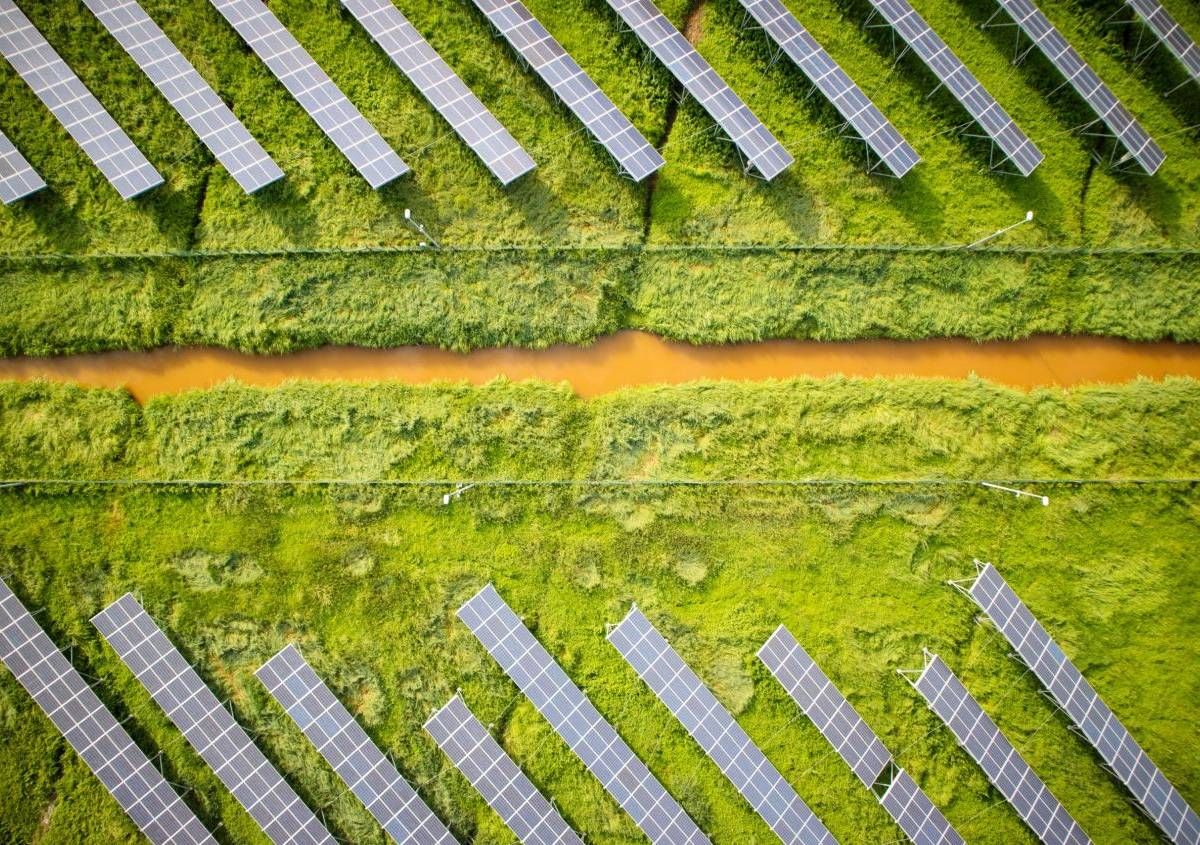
[0, 378, 1197, 844]
[1, 0, 1199, 353]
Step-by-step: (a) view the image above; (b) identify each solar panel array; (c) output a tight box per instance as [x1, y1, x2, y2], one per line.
[425, 694, 584, 845]
[866, 0, 1043, 176]
[341, 0, 534, 186]
[207, 0, 407, 187]
[92, 594, 336, 845]
[609, 608, 835, 845]
[0, 128, 45, 203]
[911, 653, 1092, 845]
[469, 0, 663, 181]
[758, 626, 964, 845]
[0, 578, 215, 845]
[0, 0, 163, 198]
[605, 0, 793, 180]
[993, 0, 1165, 174]
[458, 584, 709, 845]
[256, 645, 454, 845]
[81, 0, 283, 193]
[966, 562, 1200, 845]
[737, 0, 919, 178]
[1126, 0, 1200, 81]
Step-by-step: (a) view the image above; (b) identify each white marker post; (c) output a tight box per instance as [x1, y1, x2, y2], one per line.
[980, 481, 1049, 506]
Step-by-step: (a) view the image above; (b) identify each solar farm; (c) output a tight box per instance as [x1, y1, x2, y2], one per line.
[0, 0, 1199, 843]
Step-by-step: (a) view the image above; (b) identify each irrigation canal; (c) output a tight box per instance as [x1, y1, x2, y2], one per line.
[1, 331, 1199, 402]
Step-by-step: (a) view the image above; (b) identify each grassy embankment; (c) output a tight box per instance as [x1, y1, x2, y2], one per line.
[0, 377, 1197, 843]
[1, 0, 1199, 354]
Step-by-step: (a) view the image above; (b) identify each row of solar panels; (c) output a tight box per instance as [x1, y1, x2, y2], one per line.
[1, 563, 1196, 845]
[2, 0, 1197, 206]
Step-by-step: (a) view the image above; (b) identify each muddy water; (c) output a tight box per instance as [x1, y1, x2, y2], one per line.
[1, 332, 1199, 403]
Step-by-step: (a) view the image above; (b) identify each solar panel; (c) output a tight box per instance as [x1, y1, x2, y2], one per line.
[609, 608, 835, 845]
[425, 694, 583, 845]
[865, 0, 1043, 176]
[606, 0, 793, 180]
[468, 0, 663, 181]
[964, 562, 1200, 845]
[0, 127, 45, 203]
[207, 0, 408, 187]
[0, 578, 215, 845]
[92, 594, 336, 845]
[909, 653, 1092, 845]
[880, 769, 964, 845]
[81, 0, 283, 193]
[0, 0, 163, 198]
[757, 626, 965, 845]
[341, 0, 534, 186]
[991, 0, 1165, 174]
[256, 645, 454, 845]
[458, 584, 709, 845]
[736, 0, 919, 177]
[1126, 0, 1200, 81]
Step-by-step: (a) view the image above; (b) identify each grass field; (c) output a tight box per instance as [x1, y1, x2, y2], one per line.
[0, 377, 1197, 844]
[1, 0, 1199, 353]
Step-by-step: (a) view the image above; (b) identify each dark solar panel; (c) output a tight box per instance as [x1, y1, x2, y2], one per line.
[342, 0, 534, 185]
[1126, 0, 1200, 81]
[993, 0, 1165, 174]
[605, 0, 793, 180]
[867, 0, 1043, 175]
[256, 645, 454, 845]
[610, 608, 835, 845]
[966, 562, 1200, 845]
[458, 584, 709, 845]
[81, 0, 282, 193]
[0, 127, 45, 203]
[737, 0, 919, 177]
[207, 0, 408, 187]
[0, 578, 215, 845]
[758, 626, 963, 845]
[93, 594, 335, 845]
[469, 0, 663, 181]
[425, 694, 583, 845]
[880, 769, 964, 845]
[0, 0, 163, 198]
[911, 653, 1092, 845]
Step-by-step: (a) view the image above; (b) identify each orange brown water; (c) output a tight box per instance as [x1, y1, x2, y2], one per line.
[1, 332, 1198, 402]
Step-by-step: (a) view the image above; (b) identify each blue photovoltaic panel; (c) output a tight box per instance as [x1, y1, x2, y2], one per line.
[93, 594, 336, 845]
[469, 0, 663, 181]
[910, 653, 1092, 845]
[256, 644, 454, 845]
[208, 0, 408, 187]
[609, 608, 835, 845]
[0, 577, 215, 845]
[966, 562, 1200, 845]
[605, 0, 793, 180]
[866, 0, 1042, 175]
[992, 0, 1165, 174]
[758, 626, 964, 845]
[425, 695, 583, 845]
[0, 0, 163, 198]
[81, 0, 283, 193]
[880, 769, 964, 845]
[342, 0, 534, 185]
[1126, 0, 1200, 81]
[737, 0, 920, 177]
[458, 584, 709, 845]
[0, 127, 45, 203]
